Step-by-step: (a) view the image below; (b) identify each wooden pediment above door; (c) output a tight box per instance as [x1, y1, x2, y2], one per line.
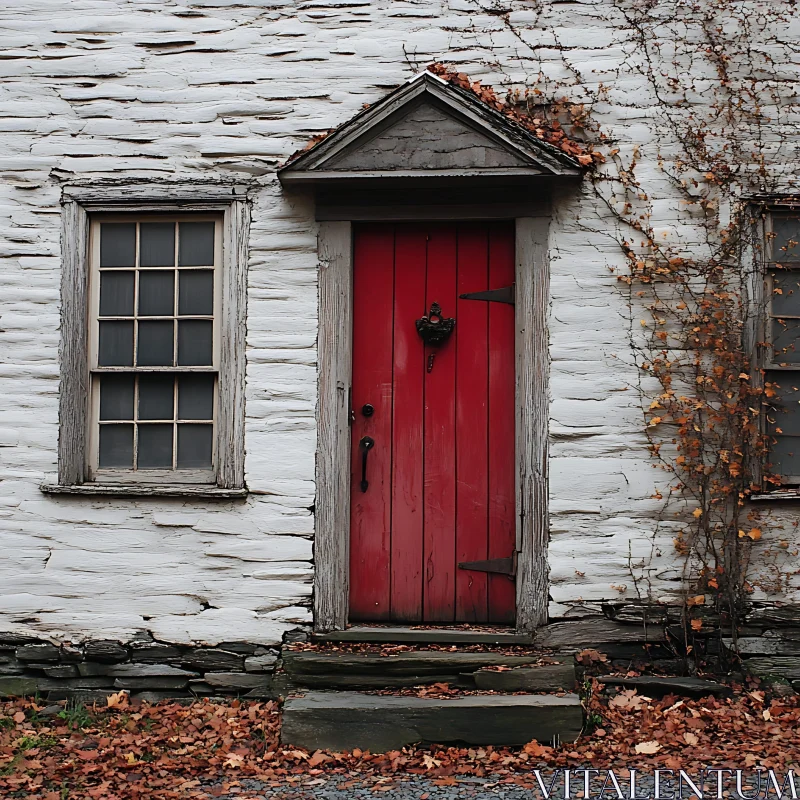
[278, 71, 582, 187]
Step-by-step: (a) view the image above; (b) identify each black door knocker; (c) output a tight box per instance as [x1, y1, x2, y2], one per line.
[415, 302, 455, 346]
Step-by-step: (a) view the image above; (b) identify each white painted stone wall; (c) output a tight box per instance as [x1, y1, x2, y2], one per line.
[0, 0, 797, 643]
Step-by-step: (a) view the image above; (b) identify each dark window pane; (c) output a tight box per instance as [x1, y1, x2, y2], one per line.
[139, 270, 175, 316]
[98, 321, 134, 366]
[138, 375, 174, 420]
[772, 318, 800, 364]
[100, 374, 134, 420]
[178, 424, 213, 469]
[140, 222, 175, 267]
[178, 374, 215, 420]
[99, 424, 133, 468]
[179, 222, 215, 266]
[178, 320, 213, 366]
[769, 436, 800, 480]
[99, 271, 134, 316]
[766, 371, 800, 436]
[137, 320, 174, 366]
[100, 223, 135, 268]
[137, 424, 173, 469]
[773, 217, 800, 263]
[771, 271, 800, 318]
[179, 270, 213, 316]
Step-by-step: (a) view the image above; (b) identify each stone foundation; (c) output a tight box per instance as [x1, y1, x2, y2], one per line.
[0, 631, 290, 703]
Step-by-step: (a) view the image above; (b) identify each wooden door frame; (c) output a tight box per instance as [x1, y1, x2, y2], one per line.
[314, 214, 550, 634]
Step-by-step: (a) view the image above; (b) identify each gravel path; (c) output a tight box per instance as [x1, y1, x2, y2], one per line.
[216, 773, 664, 799]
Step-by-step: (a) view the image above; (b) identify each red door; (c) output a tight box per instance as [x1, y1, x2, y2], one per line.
[349, 222, 516, 624]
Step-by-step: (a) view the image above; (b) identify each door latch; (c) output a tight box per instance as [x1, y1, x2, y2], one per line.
[358, 436, 375, 492]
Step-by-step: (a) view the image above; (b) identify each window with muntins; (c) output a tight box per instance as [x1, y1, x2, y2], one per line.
[765, 210, 800, 485]
[88, 216, 221, 484]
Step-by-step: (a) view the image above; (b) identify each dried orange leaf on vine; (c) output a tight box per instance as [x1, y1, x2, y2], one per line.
[692, 508, 703, 518]
[690, 619, 703, 632]
[746, 528, 762, 541]
[687, 594, 705, 607]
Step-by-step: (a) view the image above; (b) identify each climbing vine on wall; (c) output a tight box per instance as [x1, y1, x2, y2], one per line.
[455, 0, 800, 642]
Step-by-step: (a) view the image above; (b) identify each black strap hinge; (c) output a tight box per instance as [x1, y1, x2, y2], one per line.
[459, 284, 515, 306]
[458, 551, 517, 578]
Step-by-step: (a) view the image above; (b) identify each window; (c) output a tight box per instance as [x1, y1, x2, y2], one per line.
[89, 217, 220, 483]
[765, 209, 800, 485]
[47, 189, 248, 497]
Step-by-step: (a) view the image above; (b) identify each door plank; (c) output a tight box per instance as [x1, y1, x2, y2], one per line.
[455, 224, 490, 622]
[488, 222, 517, 624]
[423, 225, 458, 622]
[390, 227, 426, 620]
[350, 225, 395, 620]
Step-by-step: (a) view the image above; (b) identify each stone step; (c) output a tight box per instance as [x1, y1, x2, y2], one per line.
[312, 626, 534, 645]
[281, 690, 583, 752]
[281, 649, 572, 689]
[598, 675, 730, 698]
[471, 662, 576, 692]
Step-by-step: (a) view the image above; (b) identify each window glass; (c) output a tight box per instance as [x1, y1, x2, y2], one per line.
[772, 216, 800, 263]
[178, 320, 213, 366]
[92, 217, 218, 477]
[138, 375, 174, 421]
[179, 271, 213, 315]
[179, 222, 215, 266]
[138, 271, 175, 316]
[99, 424, 134, 468]
[100, 223, 135, 268]
[177, 424, 213, 469]
[138, 424, 174, 469]
[178, 374, 214, 420]
[99, 272, 134, 317]
[98, 321, 134, 367]
[140, 222, 175, 268]
[99, 375, 134, 421]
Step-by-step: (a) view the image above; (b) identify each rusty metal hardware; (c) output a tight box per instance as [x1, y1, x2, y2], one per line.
[359, 436, 375, 492]
[415, 302, 455, 345]
[459, 284, 516, 306]
[458, 551, 517, 578]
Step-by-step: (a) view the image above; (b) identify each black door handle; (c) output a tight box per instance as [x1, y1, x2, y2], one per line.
[359, 436, 375, 492]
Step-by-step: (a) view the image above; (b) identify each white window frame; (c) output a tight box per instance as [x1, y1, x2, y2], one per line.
[44, 186, 249, 498]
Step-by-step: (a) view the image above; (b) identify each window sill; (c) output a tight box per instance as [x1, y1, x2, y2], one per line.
[40, 483, 248, 499]
[750, 490, 800, 501]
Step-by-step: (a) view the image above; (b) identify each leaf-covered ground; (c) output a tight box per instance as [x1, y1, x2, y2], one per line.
[1, 681, 797, 799]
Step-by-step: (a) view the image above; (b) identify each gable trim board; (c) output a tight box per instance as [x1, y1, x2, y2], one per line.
[279, 71, 582, 186]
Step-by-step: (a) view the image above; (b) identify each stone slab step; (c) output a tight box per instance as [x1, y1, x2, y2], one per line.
[281, 691, 583, 752]
[282, 650, 559, 688]
[472, 662, 576, 692]
[598, 675, 730, 698]
[313, 626, 534, 645]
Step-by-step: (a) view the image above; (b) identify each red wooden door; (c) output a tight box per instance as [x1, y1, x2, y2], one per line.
[349, 222, 516, 624]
